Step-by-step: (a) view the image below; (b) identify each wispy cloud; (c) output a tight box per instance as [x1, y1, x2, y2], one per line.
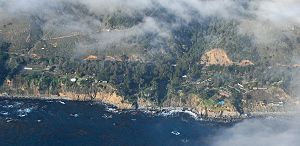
[0, 0, 299, 53]
[212, 118, 300, 146]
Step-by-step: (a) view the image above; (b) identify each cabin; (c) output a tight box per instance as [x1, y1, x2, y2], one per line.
[268, 101, 284, 107]
[24, 67, 33, 70]
[70, 78, 77, 82]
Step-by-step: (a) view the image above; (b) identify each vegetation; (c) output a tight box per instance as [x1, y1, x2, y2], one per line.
[0, 8, 299, 113]
[0, 42, 10, 85]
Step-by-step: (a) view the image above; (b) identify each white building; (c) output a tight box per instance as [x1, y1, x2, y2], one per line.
[70, 78, 77, 82]
[24, 67, 33, 70]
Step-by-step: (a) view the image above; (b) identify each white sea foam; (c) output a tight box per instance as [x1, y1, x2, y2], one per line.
[18, 114, 27, 117]
[171, 131, 181, 136]
[0, 111, 9, 116]
[181, 139, 189, 143]
[17, 107, 35, 117]
[2, 105, 14, 108]
[6, 118, 13, 123]
[2, 102, 22, 108]
[158, 109, 198, 119]
[13, 102, 23, 107]
[105, 107, 118, 113]
[58, 101, 66, 105]
[102, 114, 112, 119]
[70, 113, 79, 118]
[142, 110, 156, 114]
[181, 110, 198, 119]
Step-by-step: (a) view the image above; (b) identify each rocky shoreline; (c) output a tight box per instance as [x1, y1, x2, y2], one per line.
[0, 94, 296, 123]
[135, 107, 245, 123]
[0, 94, 76, 101]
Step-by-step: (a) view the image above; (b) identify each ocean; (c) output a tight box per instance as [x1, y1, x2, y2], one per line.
[0, 98, 235, 146]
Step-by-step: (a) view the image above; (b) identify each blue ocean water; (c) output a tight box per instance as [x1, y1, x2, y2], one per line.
[0, 98, 234, 146]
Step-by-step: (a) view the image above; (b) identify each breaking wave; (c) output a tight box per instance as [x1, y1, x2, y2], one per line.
[158, 109, 199, 120]
[17, 107, 36, 117]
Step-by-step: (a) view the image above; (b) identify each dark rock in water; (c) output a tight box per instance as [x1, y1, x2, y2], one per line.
[171, 131, 181, 136]
[70, 113, 79, 118]
[133, 101, 139, 110]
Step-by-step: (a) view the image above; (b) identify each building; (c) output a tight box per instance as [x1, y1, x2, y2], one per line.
[70, 78, 77, 82]
[24, 67, 33, 70]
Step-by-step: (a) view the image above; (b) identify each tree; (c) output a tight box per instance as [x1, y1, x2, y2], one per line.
[0, 42, 11, 86]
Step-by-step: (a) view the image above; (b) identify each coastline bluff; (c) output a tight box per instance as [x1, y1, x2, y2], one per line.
[58, 91, 133, 109]
[1, 79, 133, 110]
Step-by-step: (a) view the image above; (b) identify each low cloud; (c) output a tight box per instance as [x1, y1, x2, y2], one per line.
[238, 0, 300, 45]
[212, 118, 300, 146]
[0, 0, 299, 53]
[255, 0, 300, 28]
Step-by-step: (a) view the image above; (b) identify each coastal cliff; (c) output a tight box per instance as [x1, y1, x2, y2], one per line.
[58, 91, 132, 109]
[1, 79, 133, 109]
[0, 54, 297, 119]
[1, 4, 299, 120]
[0, 77, 296, 119]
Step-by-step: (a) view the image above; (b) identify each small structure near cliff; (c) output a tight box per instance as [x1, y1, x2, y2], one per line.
[24, 67, 33, 70]
[200, 49, 233, 66]
[70, 78, 77, 82]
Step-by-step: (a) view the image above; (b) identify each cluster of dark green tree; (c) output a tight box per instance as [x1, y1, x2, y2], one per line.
[0, 10, 298, 108]
[0, 42, 10, 85]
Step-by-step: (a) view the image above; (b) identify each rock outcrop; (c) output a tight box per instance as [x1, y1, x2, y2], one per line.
[83, 55, 98, 61]
[238, 60, 254, 66]
[59, 91, 132, 109]
[200, 49, 255, 67]
[200, 49, 233, 66]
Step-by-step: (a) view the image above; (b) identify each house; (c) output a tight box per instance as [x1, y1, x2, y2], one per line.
[45, 66, 51, 71]
[237, 83, 244, 89]
[24, 67, 33, 70]
[70, 78, 77, 82]
[268, 101, 284, 107]
[253, 87, 268, 90]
